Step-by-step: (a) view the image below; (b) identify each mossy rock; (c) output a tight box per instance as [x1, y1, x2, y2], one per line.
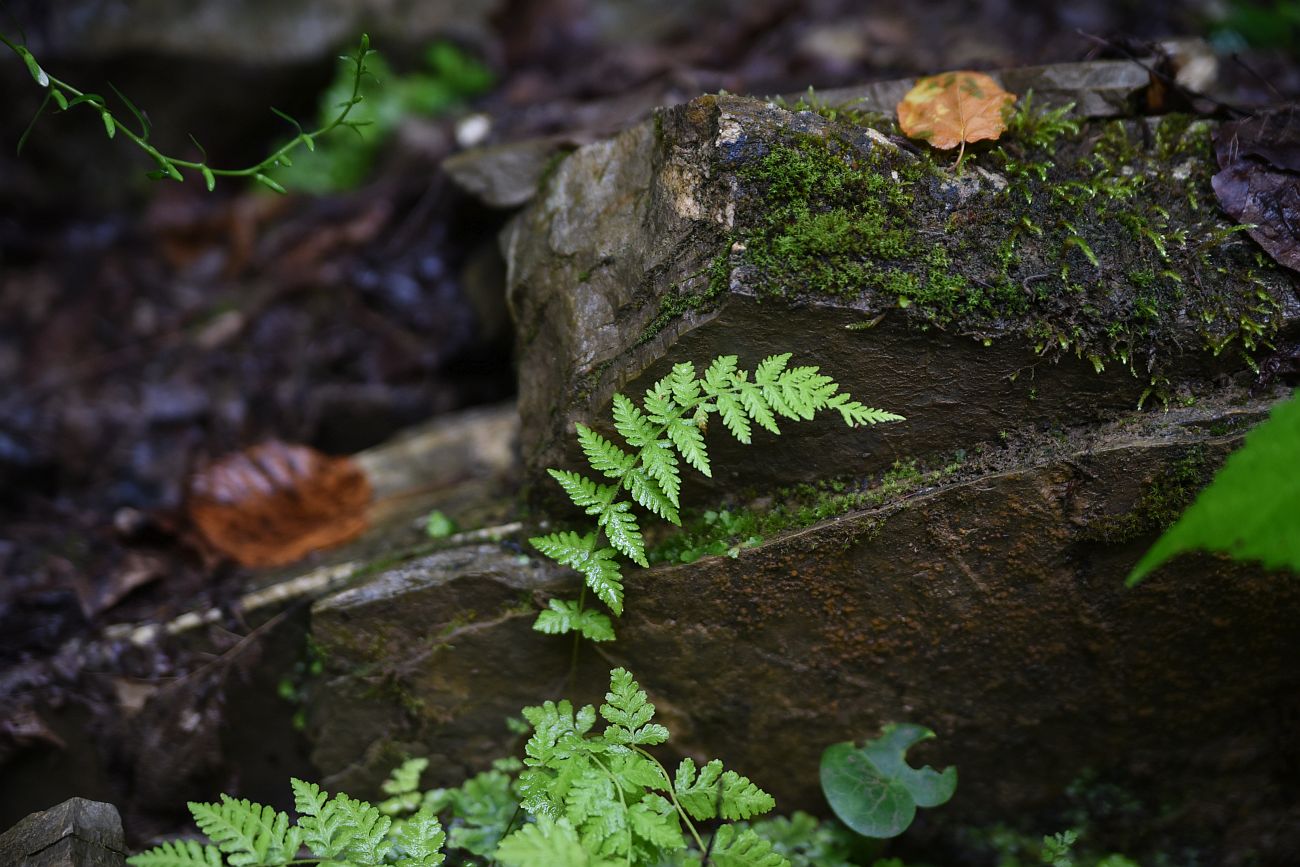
[305, 395, 1300, 863]
[505, 92, 1300, 510]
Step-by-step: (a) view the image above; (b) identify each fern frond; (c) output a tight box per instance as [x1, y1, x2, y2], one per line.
[640, 440, 682, 508]
[735, 379, 780, 435]
[612, 394, 655, 448]
[529, 531, 593, 569]
[600, 668, 669, 746]
[665, 417, 710, 478]
[292, 778, 352, 858]
[669, 361, 701, 405]
[624, 468, 679, 524]
[628, 795, 686, 851]
[391, 809, 446, 867]
[713, 392, 751, 444]
[332, 794, 393, 864]
[599, 502, 646, 566]
[702, 355, 739, 392]
[575, 424, 635, 479]
[709, 825, 791, 867]
[495, 816, 589, 867]
[126, 840, 223, 867]
[643, 382, 676, 426]
[716, 770, 777, 820]
[534, 599, 615, 641]
[547, 469, 614, 514]
[188, 796, 301, 867]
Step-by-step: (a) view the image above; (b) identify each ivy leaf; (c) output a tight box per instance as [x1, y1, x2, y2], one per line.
[896, 71, 1016, 151]
[1129, 391, 1300, 585]
[819, 724, 957, 839]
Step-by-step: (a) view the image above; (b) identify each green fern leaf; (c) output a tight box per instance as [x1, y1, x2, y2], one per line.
[612, 394, 655, 448]
[643, 383, 677, 426]
[292, 779, 344, 858]
[378, 758, 429, 814]
[575, 424, 635, 479]
[665, 418, 710, 478]
[754, 353, 792, 385]
[529, 531, 593, 570]
[548, 469, 614, 513]
[628, 795, 686, 852]
[825, 393, 905, 426]
[333, 794, 393, 864]
[702, 355, 739, 392]
[534, 599, 616, 641]
[609, 752, 669, 790]
[578, 547, 625, 615]
[495, 816, 589, 867]
[717, 769, 777, 820]
[126, 840, 224, 867]
[669, 361, 701, 405]
[599, 502, 646, 566]
[736, 380, 780, 435]
[673, 758, 723, 820]
[600, 667, 669, 746]
[624, 468, 680, 525]
[188, 797, 301, 867]
[640, 440, 682, 508]
[714, 392, 751, 444]
[564, 769, 624, 841]
[391, 809, 446, 867]
[709, 825, 791, 867]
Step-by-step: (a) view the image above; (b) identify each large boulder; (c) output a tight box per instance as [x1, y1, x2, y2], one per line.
[503, 92, 1300, 508]
[306, 81, 1300, 862]
[306, 394, 1300, 860]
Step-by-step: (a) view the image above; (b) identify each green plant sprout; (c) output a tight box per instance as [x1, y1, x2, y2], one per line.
[499, 667, 787, 866]
[1, 31, 377, 193]
[819, 724, 957, 839]
[532, 353, 902, 645]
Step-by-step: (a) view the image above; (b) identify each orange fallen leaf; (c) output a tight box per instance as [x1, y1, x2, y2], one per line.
[896, 71, 1016, 161]
[187, 441, 372, 568]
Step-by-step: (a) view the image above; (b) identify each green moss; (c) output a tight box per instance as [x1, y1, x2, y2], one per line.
[647, 456, 963, 564]
[652, 102, 1293, 393]
[1078, 448, 1209, 544]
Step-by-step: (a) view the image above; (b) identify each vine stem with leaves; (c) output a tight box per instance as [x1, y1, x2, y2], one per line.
[1, 31, 376, 193]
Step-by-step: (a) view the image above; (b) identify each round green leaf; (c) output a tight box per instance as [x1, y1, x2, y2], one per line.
[819, 724, 957, 839]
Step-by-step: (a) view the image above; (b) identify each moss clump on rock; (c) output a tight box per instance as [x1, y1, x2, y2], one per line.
[710, 109, 1290, 396]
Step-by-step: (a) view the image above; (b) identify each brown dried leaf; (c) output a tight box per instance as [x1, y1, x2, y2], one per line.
[896, 71, 1016, 151]
[187, 441, 372, 568]
[1213, 111, 1300, 274]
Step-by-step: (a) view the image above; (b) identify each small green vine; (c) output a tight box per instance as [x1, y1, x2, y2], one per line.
[1, 31, 377, 193]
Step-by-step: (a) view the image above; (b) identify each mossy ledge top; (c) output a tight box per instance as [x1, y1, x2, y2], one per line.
[673, 101, 1296, 392]
[507, 91, 1300, 505]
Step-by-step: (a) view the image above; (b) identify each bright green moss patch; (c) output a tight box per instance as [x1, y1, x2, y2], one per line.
[647, 456, 962, 564]
[1078, 447, 1209, 544]
[666, 105, 1294, 392]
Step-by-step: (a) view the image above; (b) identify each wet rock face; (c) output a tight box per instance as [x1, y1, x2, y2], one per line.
[307, 545, 567, 794]
[306, 401, 1300, 861]
[505, 93, 1300, 508]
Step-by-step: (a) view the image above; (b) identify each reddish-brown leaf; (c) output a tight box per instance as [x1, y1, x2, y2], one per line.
[896, 71, 1016, 151]
[186, 441, 372, 568]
